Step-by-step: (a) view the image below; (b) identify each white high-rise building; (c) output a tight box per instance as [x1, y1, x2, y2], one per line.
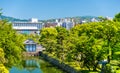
[55, 18, 75, 29]
[30, 18, 38, 23]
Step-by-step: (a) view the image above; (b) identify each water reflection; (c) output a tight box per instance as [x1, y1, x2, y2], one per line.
[26, 60, 40, 68]
[10, 57, 65, 73]
[10, 59, 42, 73]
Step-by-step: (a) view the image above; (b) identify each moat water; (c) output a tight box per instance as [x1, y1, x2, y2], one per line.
[10, 57, 65, 73]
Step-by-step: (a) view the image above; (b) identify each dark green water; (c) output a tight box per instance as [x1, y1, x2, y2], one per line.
[10, 57, 65, 73]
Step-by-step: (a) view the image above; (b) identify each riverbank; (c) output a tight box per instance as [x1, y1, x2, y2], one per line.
[39, 51, 120, 73]
[39, 52, 78, 73]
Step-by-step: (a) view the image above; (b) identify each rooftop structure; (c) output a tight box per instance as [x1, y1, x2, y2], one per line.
[24, 39, 37, 52]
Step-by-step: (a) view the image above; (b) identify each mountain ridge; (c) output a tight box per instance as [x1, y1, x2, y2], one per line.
[0, 15, 98, 22]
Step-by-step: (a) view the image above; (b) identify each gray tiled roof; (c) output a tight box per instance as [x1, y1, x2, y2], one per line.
[24, 39, 36, 44]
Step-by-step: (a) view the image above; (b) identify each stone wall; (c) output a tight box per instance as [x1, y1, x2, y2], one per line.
[23, 52, 39, 56]
[39, 52, 79, 73]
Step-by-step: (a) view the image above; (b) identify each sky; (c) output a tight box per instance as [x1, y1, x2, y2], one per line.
[0, 0, 120, 20]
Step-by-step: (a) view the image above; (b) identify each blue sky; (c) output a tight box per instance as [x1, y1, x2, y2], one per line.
[0, 0, 120, 20]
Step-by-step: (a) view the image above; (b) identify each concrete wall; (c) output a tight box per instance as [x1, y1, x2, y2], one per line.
[39, 52, 79, 73]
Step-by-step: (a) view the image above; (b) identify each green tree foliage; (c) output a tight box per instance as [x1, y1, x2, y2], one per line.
[71, 21, 120, 70]
[40, 27, 58, 54]
[0, 20, 25, 68]
[0, 48, 9, 73]
[0, 8, 2, 16]
[113, 12, 120, 22]
[0, 64, 9, 73]
[98, 16, 108, 21]
[40, 21, 120, 71]
[40, 27, 70, 61]
[0, 48, 5, 64]
[71, 23, 105, 70]
[55, 27, 69, 61]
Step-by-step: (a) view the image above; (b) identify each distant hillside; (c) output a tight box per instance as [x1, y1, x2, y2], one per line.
[73, 16, 98, 21]
[0, 15, 28, 22]
[73, 16, 99, 23]
[44, 16, 98, 23]
[0, 15, 98, 23]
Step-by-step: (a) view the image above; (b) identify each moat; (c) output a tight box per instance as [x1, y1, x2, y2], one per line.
[10, 57, 66, 73]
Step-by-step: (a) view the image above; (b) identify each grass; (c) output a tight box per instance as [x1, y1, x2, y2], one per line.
[40, 60, 66, 73]
[80, 70, 99, 73]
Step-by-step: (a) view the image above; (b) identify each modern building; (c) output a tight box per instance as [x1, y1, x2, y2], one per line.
[56, 18, 75, 30]
[105, 16, 113, 21]
[61, 22, 74, 30]
[12, 18, 44, 35]
[91, 18, 98, 22]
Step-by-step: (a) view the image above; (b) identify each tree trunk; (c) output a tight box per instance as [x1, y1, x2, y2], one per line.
[107, 56, 110, 63]
[93, 62, 98, 71]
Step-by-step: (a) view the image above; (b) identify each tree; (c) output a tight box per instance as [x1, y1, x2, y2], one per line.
[74, 32, 107, 70]
[0, 48, 9, 73]
[40, 27, 58, 54]
[70, 21, 118, 70]
[39, 21, 120, 71]
[98, 16, 108, 22]
[39, 27, 70, 61]
[100, 21, 120, 63]
[0, 64, 9, 73]
[113, 12, 120, 22]
[0, 20, 25, 67]
[0, 8, 2, 16]
[0, 48, 5, 64]
[55, 27, 69, 61]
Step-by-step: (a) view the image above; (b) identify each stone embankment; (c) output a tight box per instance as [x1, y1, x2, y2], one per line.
[39, 52, 79, 73]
